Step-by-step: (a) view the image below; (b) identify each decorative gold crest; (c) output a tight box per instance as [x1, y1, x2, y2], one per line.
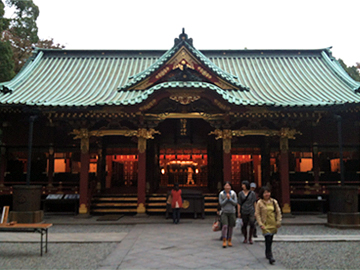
[169, 94, 201, 105]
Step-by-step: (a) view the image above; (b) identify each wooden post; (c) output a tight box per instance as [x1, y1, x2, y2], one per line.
[252, 154, 261, 187]
[261, 137, 271, 186]
[26, 116, 37, 185]
[100, 144, 107, 190]
[134, 128, 160, 215]
[222, 129, 232, 183]
[312, 143, 320, 189]
[78, 129, 90, 215]
[105, 155, 112, 189]
[137, 136, 147, 214]
[96, 148, 102, 193]
[47, 146, 54, 188]
[279, 130, 291, 214]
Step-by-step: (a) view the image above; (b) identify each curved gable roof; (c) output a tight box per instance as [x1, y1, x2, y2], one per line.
[118, 30, 248, 92]
[0, 32, 360, 108]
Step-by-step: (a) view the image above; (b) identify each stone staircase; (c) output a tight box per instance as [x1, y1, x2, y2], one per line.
[91, 193, 218, 215]
[203, 194, 218, 215]
[90, 194, 138, 215]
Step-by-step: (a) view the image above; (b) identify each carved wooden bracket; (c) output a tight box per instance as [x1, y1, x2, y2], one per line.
[279, 127, 301, 139]
[127, 128, 161, 153]
[72, 128, 160, 154]
[71, 128, 91, 153]
[209, 127, 301, 153]
[209, 129, 232, 153]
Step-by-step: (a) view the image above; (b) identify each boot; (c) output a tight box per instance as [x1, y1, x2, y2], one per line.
[268, 235, 276, 264]
[222, 238, 227, 248]
[227, 238, 232, 247]
[242, 227, 247, 243]
[248, 228, 254, 244]
[269, 256, 275, 264]
[264, 235, 271, 259]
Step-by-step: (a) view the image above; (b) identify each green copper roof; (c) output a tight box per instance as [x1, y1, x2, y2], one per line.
[118, 33, 247, 91]
[1, 44, 360, 108]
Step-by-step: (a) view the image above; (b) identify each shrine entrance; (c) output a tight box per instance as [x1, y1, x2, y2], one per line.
[159, 148, 208, 187]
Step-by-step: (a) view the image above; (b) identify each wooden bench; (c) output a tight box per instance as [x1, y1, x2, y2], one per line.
[1, 206, 52, 256]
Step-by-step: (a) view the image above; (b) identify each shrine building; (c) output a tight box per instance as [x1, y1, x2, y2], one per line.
[1, 30, 360, 216]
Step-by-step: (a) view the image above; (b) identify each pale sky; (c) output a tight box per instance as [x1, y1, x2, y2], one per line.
[7, 0, 360, 66]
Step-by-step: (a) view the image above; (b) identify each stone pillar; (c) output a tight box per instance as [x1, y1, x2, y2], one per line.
[222, 129, 232, 184]
[47, 146, 54, 188]
[279, 128, 291, 214]
[78, 129, 90, 215]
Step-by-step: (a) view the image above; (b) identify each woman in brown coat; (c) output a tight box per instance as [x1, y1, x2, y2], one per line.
[255, 186, 282, 264]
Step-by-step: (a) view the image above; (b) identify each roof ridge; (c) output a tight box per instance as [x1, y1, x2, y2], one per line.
[118, 30, 250, 92]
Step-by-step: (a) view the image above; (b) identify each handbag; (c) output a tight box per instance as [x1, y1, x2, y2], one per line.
[235, 217, 243, 229]
[212, 219, 221, 232]
[166, 194, 172, 204]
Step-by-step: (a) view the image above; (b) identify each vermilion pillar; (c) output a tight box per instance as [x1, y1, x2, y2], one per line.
[279, 131, 291, 214]
[80, 151, 90, 214]
[137, 136, 147, 214]
[47, 147, 54, 188]
[222, 129, 232, 184]
[96, 148, 103, 192]
[105, 155, 112, 189]
[252, 155, 261, 187]
[312, 143, 320, 188]
[261, 137, 271, 186]
[134, 128, 160, 214]
[78, 129, 90, 215]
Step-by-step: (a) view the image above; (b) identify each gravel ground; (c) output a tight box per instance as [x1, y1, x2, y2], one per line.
[0, 225, 131, 270]
[273, 242, 360, 270]
[0, 242, 117, 270]
[1, 224, 359, 269]
[254, 225, 360, 270]
[278, 225, 360, 235]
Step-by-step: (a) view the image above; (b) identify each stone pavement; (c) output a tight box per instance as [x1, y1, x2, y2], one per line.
[1, 214, 359, 269]
[97, 221, 287, 270]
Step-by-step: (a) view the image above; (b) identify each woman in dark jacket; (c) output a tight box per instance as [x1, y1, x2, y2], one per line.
[237, 180, 257, 244]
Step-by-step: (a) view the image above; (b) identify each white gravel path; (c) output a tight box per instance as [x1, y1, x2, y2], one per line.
[273, 242, 360, 270]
